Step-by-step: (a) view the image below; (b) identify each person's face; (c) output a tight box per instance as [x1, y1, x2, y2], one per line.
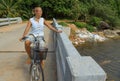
[34, 7, 42, 17]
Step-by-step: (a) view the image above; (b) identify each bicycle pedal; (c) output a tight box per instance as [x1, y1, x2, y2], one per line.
[35, 77, 39, 80]
[33, 66, 37, 70]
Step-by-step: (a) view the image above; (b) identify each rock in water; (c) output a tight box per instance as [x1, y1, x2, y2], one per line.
[78, 28, 106, 42]
[93, 34, 106, 42]
[104, 29, 119, 38]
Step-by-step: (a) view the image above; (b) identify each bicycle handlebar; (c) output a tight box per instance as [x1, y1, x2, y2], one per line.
[21, 37, 28, 41]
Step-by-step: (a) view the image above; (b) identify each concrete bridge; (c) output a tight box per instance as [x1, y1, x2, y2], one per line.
[0, 18, 106, 81]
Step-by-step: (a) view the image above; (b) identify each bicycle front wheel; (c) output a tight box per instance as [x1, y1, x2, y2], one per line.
[30, 64, 44, 81]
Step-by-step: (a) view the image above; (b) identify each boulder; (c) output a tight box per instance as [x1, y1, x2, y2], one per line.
[78, 28, 106, 42]
[117, 32, 120, 35]
[68, 24, 79, 31]
[98, 21, 110, 30]
[103, 29, 119, 38]
[93, 34, 106, 42]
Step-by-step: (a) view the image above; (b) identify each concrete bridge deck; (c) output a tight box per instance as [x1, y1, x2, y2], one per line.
[0, 23, 57, 81]
[0, 20, 107, 81]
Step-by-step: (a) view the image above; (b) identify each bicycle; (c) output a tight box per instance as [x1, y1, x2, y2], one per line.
[22, 34, 48, 81]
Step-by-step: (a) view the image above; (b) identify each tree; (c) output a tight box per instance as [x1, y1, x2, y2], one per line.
[0, 0, 120, 28]
[70, 0, 81, 22]
[114, 0, 120, 17]
[0, 0, 21, 17]
[18, 0, 42, 19]
[41, 0, 72, 19]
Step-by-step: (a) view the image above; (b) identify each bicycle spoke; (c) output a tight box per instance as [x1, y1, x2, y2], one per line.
[39, 64, 44, 81]
[30, 64, 44, 81]
[30, 64, 37, 81]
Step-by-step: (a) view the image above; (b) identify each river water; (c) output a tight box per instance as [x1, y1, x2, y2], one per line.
[76, 38, 120, 81]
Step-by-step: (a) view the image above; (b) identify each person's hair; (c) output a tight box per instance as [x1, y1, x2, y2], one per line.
[33, 6, 42, 10]
[32, 6, 42, 15]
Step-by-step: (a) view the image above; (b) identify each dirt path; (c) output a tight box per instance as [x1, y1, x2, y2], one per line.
[0, 23, 57, 81]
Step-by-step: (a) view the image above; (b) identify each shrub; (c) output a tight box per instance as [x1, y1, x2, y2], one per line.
[73, 22, 87, 28]
[86, 25, 95, 32]
[73, 21, 95, 32]
[58, 22, 68, 27]
[89, 16, 102, 26]
[115, 18, 120, 29]
[107, 16, 120, 28]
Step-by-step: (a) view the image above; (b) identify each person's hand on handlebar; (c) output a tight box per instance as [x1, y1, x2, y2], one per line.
[57, 30, 62, 33]
[19, 36, 26, 42]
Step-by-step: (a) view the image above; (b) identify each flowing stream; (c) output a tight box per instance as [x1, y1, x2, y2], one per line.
[76, 38, 120, 81]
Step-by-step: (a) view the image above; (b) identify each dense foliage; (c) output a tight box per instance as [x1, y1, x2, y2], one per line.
[0, 0, 120, 28]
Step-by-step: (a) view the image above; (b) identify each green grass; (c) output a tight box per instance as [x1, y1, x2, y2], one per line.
[73, 22, 87, 28]
[86, 25, 95, 32]
[71, 21, 95, 32]
[88, 16, 102, 26]
[57, 20, 96, 32]
[58, 22, 68, 27]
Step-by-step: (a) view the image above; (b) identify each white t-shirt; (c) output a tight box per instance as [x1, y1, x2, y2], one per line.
[29, 17, 45, 37]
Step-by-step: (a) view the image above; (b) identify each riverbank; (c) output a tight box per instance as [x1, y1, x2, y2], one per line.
[68, 24, 120, 46]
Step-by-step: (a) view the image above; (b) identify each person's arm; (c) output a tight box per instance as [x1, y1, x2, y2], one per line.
[19, 21, 31, 41]
[22, 21, 31, 37]
[44, 20, 62, 33]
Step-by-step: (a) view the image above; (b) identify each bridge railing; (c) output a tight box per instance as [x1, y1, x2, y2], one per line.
[52, 18, 107, 81]
[0, 17, 22, 26]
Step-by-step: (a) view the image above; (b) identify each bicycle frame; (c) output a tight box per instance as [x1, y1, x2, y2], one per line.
[30, 35, 46, 61]
[29, 34, 46, 81]
[22, 34, 47, 81]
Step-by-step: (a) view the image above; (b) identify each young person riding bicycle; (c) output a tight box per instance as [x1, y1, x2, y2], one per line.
[19, 6, 62, 68]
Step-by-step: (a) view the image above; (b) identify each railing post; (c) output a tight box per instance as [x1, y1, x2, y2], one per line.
[17, 17, 22, 23]
[8, 18, 10, 25]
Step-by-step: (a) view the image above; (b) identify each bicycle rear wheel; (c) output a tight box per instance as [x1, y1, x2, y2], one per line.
[30, 64, 44, 81]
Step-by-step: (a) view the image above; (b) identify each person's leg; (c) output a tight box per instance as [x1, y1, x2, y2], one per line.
[40, 60, 44, 69]
[25, 35, 35, 64]
[40, 40, 48, 69]
[25, 40, 32, 64]
[25, 40, 31, 57]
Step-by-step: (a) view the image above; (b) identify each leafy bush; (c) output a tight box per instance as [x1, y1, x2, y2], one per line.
[89, 16, 102, 26]
[106, 16, 120, 28]
[86, 25, 95, 32]
[58, 22, 68, 27]
[73, 22, 87, 28]
[73, 21, 95, 32]
[114, 18, 120, 29]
